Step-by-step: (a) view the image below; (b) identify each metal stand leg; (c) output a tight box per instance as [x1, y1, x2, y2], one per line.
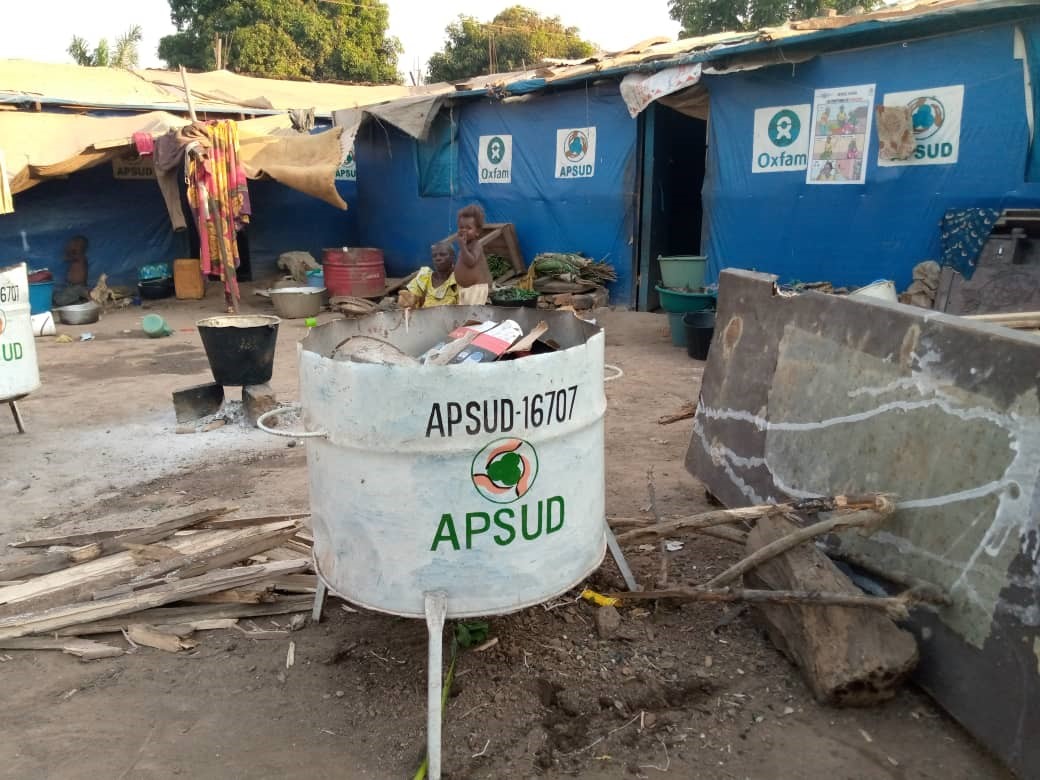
[311, 580, 327, 624]
[9, 401, 25, 434]
[605, 526, 640, 592]
[424, 591, 448, 780]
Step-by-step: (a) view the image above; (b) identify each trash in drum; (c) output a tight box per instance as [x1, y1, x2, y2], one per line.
[256, 306, 630, 780]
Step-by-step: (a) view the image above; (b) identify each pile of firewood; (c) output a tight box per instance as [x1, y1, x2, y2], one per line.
[0, 509, 316, 659]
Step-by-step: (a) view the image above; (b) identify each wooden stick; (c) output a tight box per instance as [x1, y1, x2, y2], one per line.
[605, 586, 928, 620]
[54, 595, 314, 636]
[701, 501, 895, 590]
[819, 544, 951, 605]
[9, 527, 146, 549]
[613, 494, 887, 542]
[658, 402, 696, 425]
[647, 467, 668, 589]
[0, 636, 124, 660]
[0, 560, 308, 640]
[180, 66, 198, 122]
[697, 525, 748, 545]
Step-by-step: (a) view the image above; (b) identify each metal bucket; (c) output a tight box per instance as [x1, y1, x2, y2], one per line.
[0, 263, 41, 400]
[197, 315, 280, 386]
[294, 306, 607, 619]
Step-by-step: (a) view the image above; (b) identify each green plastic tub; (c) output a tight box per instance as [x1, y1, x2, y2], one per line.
[656, 285, 716, 314]
[659, 255, 707, 290]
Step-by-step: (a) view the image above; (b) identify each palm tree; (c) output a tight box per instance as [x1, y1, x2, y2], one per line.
[67, 26, 142, 68]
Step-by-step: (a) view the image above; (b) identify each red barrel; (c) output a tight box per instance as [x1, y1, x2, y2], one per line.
[322, 247, 386, 299]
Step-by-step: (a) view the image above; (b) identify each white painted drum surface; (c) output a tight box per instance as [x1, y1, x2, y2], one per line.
[298, 306, 607, 618]
[0, 263, 41, 400]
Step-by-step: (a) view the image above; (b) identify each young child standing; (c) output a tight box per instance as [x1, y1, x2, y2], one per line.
[453, 204, 492, 305]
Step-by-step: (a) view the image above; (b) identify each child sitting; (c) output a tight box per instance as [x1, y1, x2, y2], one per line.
[453, 204, 492, 305]
[399, 241, 458, 309]
[53, 235, 91, 307]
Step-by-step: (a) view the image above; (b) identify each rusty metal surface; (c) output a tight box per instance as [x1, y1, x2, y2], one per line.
[686, 270, 1040, 778]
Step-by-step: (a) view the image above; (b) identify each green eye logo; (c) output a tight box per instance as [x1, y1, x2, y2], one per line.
[471, 438, 539, 504]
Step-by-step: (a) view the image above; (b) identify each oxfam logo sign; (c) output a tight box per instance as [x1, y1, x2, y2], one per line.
[768, 109, 801, 147]
[486, 136, 506, 164]
[471, 438, 539, 504]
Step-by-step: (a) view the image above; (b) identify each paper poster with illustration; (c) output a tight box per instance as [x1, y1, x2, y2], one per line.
[807, 84, 875, 185]
[877, 85, 964, 167]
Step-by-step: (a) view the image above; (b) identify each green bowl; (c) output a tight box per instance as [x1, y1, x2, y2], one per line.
[656, 285, 716, 314]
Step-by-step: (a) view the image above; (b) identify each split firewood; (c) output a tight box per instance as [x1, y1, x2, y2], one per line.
[55, 597, 312, 636]
[742, 514, 918, 706]
[605, 586, 935, 620]
[127, 623, 199, 653]
[0, 559, 308, 640]
[612, 494, 887, 540]
[657, 401, 697, 425]
[186, 584, 275, 605]
[0, 636, 124, 660]
[701, 497, 895, 590]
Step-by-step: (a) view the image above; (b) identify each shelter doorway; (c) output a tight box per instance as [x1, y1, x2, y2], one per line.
[636, 103, 708, 311]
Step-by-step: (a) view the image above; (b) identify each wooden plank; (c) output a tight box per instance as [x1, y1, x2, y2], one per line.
[0, 636, 124, 660]
[198, 512, 309, 530]
[500, 223, 526, 273]
[185, 584, 274, 605]
[55, 596, 314, 636]
[270, 574, 318, 593]
[0, 560, 308, 640]
[127, 623, 197, 653]
[9, 527, 146, 549]
[0, 522, 298, 613]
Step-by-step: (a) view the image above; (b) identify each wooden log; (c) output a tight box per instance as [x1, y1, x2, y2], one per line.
[0, 560, 308, 640]
[658, 402, 696, 425]
[54, 595, 314, 636]
[742, 514, 918, 706]
[126, 623, 197, 653]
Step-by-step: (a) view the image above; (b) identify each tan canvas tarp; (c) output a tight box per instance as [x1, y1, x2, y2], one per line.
[0, 111, 346, 209]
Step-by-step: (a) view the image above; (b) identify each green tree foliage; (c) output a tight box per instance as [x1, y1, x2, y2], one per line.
[68, 26, 142, 68]
[428, 6, 596, 83]
[669, 0, 879, 36]
[158, 0, 402, 83]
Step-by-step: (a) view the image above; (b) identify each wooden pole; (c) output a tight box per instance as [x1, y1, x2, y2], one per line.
[180, 66, 198, 122]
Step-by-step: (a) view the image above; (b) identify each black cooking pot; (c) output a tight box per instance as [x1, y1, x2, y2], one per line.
[197, 315, 280, 386]
[138, 277, 175, 300]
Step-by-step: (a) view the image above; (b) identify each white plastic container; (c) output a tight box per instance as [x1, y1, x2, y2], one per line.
[0, 263, 41, 401]
[295, 306, 607, 619]
[849, 279, 898, 302]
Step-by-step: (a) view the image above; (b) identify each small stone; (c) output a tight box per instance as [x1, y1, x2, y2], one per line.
[704, 655, 713, 668]
[287, 440, 298, 448]
[783, 707, 794, 716]
[594, 605, 622, 639]
[276, 671, 286, 684]
[335, 690, 345, 698]
[556, 689, 586, 717]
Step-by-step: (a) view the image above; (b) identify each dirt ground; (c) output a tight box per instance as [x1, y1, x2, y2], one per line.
[1, 285, 1010, 779]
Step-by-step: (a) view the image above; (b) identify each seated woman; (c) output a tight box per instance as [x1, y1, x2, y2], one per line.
[398, 241, 459, 308]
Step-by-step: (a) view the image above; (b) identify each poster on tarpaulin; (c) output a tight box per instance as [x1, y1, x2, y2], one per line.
[478, 134, 512, 184]
[335, 146, 357, 181]
[807, 84, 875, 185]
[555, 127, 596, 179]
[877, 85, 964, 167]
[752, 105, 811, 173]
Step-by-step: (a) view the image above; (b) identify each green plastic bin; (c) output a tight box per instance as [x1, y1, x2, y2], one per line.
[659, 255, 707, 290]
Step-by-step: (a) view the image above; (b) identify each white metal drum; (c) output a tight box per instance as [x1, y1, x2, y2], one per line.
[297, 306, 607, 619]
[0, 263, 41, 401]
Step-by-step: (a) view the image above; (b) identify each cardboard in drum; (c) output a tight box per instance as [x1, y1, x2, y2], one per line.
[0, 263, 41, 400]
[297, 307, 607, 619]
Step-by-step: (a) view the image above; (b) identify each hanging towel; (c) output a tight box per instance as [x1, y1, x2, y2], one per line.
[133, 131, 155, 155]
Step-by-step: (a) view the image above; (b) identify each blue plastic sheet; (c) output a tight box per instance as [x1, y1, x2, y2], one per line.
[702, 24, 1040, 290]
[355, 85, 639, 304]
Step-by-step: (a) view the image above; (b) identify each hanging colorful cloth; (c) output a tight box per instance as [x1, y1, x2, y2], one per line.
[186, 120, 251, 310]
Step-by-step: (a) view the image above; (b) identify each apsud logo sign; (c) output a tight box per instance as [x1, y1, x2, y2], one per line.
[471, 438, 539, 504]
[478, 134, 512, 184]
[879, 85, 963, 167]
[752, 105, 811, 173]
[335, 146, 357, 181]
[555, 127, 596, 179]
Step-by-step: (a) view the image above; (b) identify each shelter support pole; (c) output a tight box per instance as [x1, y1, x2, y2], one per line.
[424, 591, 448, 780]
[8, 401, 25, 434]
[180, 66, 198, 122]
[605, 526, 640, 592]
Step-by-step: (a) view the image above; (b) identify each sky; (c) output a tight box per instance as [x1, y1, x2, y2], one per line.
[4, 0, 681, 82]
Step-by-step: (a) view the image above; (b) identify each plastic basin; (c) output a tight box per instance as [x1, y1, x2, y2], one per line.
[656, 285, 716, 314]
[659, 256, 707, 289]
